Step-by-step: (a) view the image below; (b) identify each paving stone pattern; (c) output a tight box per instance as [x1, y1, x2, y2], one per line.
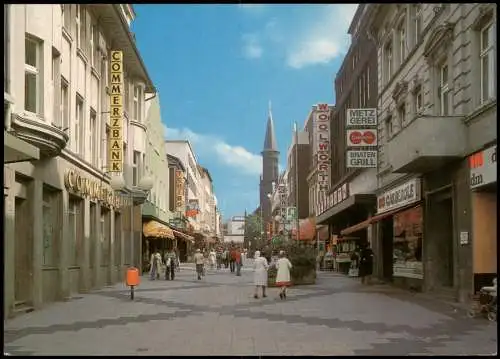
[4, 262, 498, 356]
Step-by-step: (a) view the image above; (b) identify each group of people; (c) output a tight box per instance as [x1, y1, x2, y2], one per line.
[149, 248, 180, 281]
[253, 250, 292, 300]
[194, 246, 246, 280]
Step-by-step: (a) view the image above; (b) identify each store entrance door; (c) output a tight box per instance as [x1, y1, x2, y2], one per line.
[427, 191, 454, 288]
[14, 196, 33, 310]
[381, 218, 394, 281]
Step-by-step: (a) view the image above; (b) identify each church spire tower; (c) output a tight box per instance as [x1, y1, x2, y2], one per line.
[260, 101, 280, 236]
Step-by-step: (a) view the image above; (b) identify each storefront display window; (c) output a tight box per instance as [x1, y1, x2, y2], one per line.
[393, 206, 423, 279]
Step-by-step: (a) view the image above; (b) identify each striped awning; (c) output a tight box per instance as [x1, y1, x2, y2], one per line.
[143, 220, 175, 239]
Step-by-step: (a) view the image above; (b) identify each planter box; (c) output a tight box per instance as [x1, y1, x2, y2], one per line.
[267, 267, 316, 287]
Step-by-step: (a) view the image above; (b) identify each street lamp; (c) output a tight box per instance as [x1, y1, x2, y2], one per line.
[110, 174, 154, 272]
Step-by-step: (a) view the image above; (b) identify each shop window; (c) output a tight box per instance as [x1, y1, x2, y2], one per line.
[393, 206, 423, 279]
[25, 36, 41, 114]
[89, 202, 96, 269]
[101, 208, 110, 266]
[43, 188, 60, 266]
[68, 196, 83, 267]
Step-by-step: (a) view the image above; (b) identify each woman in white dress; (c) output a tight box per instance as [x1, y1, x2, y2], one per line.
[276, 250, 293, 300]
[253, 251, 269, 299]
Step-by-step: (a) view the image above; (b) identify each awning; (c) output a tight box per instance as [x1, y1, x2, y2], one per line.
[340, 219, 371, 236]
[143, 220, 175, 239]
[291, 217, 316, 241]
[172, 229, 194, 243]
[316, 194, 376, 225]
[339, 202, 422, 236]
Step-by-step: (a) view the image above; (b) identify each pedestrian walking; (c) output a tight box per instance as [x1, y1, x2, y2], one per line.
[194, 249, 205, 280]
[235, 247, 242, 276]
[276, 250, 292, 300]
[209, 249, 217, 270]
[164, 248, 177, 280]
[253, 250, 269, 299]
[149, 250, 162, 280]
[359, 243, 374, 285]
[229, 247, 237, 273]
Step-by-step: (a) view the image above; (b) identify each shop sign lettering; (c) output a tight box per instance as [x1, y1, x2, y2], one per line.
[175, 170, 186, 211]
[377, 178, 421, 214]
[346, 108, 377, 127]
[313, 103, 333, 213]
[108, 50, 123, 173]
[469, 145, 496, 189]
[64, 169, 130, 208]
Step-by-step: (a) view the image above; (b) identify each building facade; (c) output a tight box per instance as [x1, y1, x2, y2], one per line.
[366, 3, 496, 301]
[316, 5, 379, 260]
[4, 4, 155, 316]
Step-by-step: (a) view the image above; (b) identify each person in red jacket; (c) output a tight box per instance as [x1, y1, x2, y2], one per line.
[234, 248, 242, 276]
[229, 247, 237, 273]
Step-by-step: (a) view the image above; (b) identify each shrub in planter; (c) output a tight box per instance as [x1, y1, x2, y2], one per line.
[266, 241, 316, 286]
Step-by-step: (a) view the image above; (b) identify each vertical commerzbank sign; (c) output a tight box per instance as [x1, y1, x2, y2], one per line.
[314, 104, 332, 204]
[108, 51, 123, 173]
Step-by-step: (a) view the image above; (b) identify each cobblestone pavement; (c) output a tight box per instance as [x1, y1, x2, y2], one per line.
[4, 264, 497, 356]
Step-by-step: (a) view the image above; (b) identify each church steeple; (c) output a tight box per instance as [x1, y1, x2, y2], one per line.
[263, 100, 278, 152]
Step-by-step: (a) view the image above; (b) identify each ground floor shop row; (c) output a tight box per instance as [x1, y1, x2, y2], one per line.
[3, 155, 193, 318]
[317, 148, 497, 303]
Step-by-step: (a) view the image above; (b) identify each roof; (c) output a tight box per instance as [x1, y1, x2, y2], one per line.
[263, 101, 278, 152]
[166, 153, 186, 172]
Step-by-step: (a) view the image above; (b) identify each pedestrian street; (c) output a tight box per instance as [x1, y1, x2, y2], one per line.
[4, 266, 497, 356]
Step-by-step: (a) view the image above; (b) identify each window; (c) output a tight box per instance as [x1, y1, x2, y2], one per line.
[25, 36, 40, 113]
[414, 85, 423, 113]
[75, 95, 83, 154]
[123, 143, 127, 166]
[89, 109, 97, 165]
[438, 63, 451, 115]
[358, 76, 363, 107]
[90, 23, 95, 68]
[398, 18, 406, 63]
[398, 102, 406, 126]
[133, 86, 141, 122]
[384, 41, 393, 84]
[480, 21, 495, 103]
[75, 5, 81, 48]
[103, 125, 110, 167]
[413, 4, 423, 45]
[132, 150, 140, 186]
[52, 50, 61, 126]
[61, 78, 69, 132]
[385, 115, 394, 138]
[78, 5, 87, 54]
[100, 209, 110, 266]
[68, 197, 82, 267]
[62, 4, 71, 32]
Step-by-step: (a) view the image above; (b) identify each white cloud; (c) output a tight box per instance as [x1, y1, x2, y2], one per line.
[286, 4, 358, 69]
[164, 125, 262, 176]
[242, 33, 263, 59]
[242, 4, 358, 69]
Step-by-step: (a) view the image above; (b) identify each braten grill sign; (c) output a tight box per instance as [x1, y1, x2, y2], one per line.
[377, 178, 421, 214]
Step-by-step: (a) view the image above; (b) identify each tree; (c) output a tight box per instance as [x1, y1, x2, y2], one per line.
[244, 213, 264, 252]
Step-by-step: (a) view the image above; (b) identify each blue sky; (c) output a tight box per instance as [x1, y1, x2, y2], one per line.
[131, 4, 358, 220]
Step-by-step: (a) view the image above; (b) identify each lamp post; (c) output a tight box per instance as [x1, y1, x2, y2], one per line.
[110, 175, 154, 272]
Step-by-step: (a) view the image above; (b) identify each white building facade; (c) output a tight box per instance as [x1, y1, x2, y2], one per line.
[3, 4, 155, 316]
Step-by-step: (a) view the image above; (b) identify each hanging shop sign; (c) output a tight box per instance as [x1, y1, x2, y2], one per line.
[64, 169, 130, 208]
[346, 129, 378, 147]
[278, 184, 288, 220]
[346, 108, 377, 127]
[333, 183, 349, 207]
[186, 199, 200, 217]
[469, 144, 497, 189]
[175, 170, 186, 212]
[377, 178, 421, 214]
[108, 50, 124, 173]
[346, 108, 378, 169]
[346, 150, 377, 168]
[314, 103, 332, 193]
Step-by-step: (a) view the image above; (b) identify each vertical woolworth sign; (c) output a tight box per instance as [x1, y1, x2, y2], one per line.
[108, 51, 124, 173]
[314, 103, 331, 213]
